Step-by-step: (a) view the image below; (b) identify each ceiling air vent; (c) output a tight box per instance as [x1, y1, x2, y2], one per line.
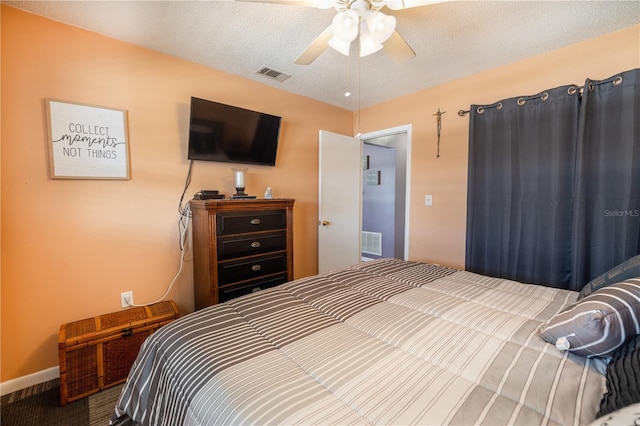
[255, 66, 291, 83]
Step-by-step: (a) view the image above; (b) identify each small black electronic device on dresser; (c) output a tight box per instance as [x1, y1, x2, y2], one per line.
[189, 198, 294, 310]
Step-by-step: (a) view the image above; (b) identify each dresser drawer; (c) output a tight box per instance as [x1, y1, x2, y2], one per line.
[218, 274, 288, 303]
[217, 231, 286, 260]
[216, 210, 286, 235]
[218, 253, 287, 285]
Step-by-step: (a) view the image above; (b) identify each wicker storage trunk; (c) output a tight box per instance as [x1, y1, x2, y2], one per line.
[58, 300, 179, 406]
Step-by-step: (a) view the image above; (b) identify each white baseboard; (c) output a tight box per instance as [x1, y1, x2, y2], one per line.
[0, 366, 60, 396]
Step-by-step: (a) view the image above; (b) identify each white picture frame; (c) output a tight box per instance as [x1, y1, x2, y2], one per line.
[46, 99, 130, 179]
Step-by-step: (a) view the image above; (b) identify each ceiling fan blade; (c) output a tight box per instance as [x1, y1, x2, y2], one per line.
[236, 0, 335, 8]
[294, 26, 334, 65]
[385, 0, 449, 10]
[383, 30, 415, 62]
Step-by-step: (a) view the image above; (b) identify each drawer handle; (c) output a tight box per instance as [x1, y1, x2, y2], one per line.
[251, 264, 262, 272]
[250, 218, 261, 225]
[250, 241, 261, 248]
[252, 287, 262, 293]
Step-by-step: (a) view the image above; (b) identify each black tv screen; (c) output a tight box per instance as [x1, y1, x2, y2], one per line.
[187, 97, 281, 166]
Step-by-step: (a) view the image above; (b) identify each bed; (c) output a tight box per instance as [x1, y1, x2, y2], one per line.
[111, 258, 640, 425]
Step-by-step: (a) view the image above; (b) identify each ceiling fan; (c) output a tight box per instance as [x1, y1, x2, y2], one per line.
[239, 0, 448, 64]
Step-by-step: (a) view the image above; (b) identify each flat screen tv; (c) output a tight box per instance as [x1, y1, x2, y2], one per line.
[187, 97, 281, 166]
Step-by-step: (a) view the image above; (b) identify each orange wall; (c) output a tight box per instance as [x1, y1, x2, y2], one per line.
[360, 24, 640, 269]
[0, 5, 351, 382]
[1, 3, 639, 384]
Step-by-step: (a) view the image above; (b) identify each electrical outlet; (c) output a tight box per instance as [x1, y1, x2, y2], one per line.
[425, 195, 433, 206]
[121, 291, 133, 308]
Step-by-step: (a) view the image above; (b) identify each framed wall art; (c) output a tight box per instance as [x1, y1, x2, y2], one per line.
[46, 99, 130, 179]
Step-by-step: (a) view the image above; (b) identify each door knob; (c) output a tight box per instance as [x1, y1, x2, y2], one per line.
[319, 220, 331, 226]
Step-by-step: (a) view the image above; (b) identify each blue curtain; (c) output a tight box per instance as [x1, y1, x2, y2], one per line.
[466, 85, 580, 288]
[572, 69, 640, 288]
[466, 68, 640, 290]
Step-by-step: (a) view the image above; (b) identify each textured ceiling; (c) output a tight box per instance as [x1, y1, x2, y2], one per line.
[5, 0, 640, 110]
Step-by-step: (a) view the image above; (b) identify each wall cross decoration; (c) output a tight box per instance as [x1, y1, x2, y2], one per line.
[432, 108, 446, 158]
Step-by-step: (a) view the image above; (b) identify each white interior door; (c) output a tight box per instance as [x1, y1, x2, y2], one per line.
[318, 130, 362, 274]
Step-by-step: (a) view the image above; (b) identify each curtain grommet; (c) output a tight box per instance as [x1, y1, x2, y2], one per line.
[476, 107, 485, 114]
[517, 98, 525, 106]
[613, 76, 622, 86]
[496, 102, 503, 110]
[588, 82, 595, 91]
[541, 92, 549, 101]
[568, 86, 578, 95]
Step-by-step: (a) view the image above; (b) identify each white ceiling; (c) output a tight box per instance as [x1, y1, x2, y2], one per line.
[5, 0, 640, 110]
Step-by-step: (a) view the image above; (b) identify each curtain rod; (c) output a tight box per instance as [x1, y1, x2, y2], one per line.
[457, 76, 622, 117]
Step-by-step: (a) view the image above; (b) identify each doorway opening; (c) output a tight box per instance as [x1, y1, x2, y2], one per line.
[359, 125, 411, 261]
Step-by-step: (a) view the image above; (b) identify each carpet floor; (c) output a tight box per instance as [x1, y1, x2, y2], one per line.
[1, 379, 123, 426]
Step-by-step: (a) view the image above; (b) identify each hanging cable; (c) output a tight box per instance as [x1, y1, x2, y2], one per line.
[178, 160, 194, 217]
[356, 57, 362, 137]
[129, 162, 194, 307]
[178, 160, 194, 250]
[129, 206, 191, 307]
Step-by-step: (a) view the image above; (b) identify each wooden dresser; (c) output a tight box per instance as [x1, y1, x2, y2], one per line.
[190, 198, 294, 310]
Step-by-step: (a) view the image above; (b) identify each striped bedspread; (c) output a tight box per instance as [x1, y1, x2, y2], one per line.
[112, 259, 607, 425]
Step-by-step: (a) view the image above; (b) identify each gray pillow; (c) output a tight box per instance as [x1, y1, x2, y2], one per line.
[539, 277, 640, 357]
[579, 254, 640, 300]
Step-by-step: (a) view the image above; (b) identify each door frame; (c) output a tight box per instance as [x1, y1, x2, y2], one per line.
[358, 124, 412, 260]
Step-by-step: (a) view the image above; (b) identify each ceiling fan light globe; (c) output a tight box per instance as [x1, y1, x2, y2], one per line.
[366, 12, 396, 44]
[328, 36, 351, 56]
[359, 40, 383, 57]
[359, 23, 383, 57]
[331, 10, 359, 42]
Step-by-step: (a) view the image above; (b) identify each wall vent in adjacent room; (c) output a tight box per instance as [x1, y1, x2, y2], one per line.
[362, 231, 382, 256]
[255, 66, 291, 82]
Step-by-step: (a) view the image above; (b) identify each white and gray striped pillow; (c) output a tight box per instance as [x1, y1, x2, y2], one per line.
[578, 255, 640, 300]
[539, 278, 640, 357]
